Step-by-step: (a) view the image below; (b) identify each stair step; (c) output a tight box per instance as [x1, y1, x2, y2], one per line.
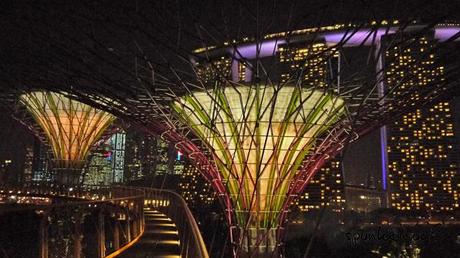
[118, 209, 181, 257]
[144, 229, 179, 235]
[119, 250, 181, 258]
[133, 242, 180, 253]
[141, 239, 180, 245]
[144, 210, 161, 213]
[145, 217, 172, 222]
[145, 213, 167, 217]
[145, 223, 176, 228]
[145, 234, 179, 241]
[142, 233, 179, 241]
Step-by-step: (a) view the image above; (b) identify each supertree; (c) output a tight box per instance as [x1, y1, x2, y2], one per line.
[1, 1, 460, 257]
[18, 91, 115, 184]
[172, 85, 345, 253]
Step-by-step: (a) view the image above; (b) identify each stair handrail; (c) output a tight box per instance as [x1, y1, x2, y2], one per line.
[139, 187, 210, 258]
[0, 183, 145, 258]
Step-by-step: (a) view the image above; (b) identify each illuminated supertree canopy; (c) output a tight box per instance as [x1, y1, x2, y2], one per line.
[19, 91, 115, 184]
[2, 1, 460, 257]
[172, 85, 345, 252]
[172, 86, 344, 224]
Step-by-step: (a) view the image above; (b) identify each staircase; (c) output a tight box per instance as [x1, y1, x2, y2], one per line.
[119, 208, 181, 258]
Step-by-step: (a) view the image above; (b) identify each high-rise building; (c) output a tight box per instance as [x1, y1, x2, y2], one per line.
[174, 151, 186, 175]
[384, 34, 460, 211]
[124, 132, 155, 180]
[178, 158, 216, 208]
[155, 140, 176, 176]
[22, 145, 34, 182]
[124, 130, 178, 182]
[277, 41, 345, 213]
[278, 41, 331, 86]
[85, 151, 112, 185]
[344, 185, 383, 213]
[32, 140, 52, 182]
[295, 158, 345, 212]
[193, 55, 232, 84]
[84, 131, 126, 185]
[110, 132, 126, 183]
[0, 160, 12, 184]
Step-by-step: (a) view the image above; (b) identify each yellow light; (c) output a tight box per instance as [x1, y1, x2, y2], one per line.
[173, 85, 345, 227]
[20, 91, 115, 169]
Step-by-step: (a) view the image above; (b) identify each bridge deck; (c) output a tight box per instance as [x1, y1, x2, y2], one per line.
[119, 208, 181, 258]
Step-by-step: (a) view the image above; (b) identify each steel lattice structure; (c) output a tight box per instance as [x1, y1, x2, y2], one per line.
[172, 86, 345, 252]
[19, 91, 115, 184]
[2, 1, 460, 257]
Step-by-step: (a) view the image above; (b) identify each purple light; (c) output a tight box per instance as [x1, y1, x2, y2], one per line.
[228, 39, 286, 59]
[231, 59, 239, 81]
[380, 127, 388, 190]
[324, 29, 396, 46]
[224, 26, 460, 60]
[434, 27, 460, 42]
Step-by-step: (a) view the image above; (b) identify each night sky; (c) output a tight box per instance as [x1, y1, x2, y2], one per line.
[1, 0, 460, 185]
[0, 109, 35, 182]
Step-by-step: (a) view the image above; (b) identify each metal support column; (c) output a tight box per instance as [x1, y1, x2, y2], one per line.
[73, 213, 82, 258]
[113, 221, 120, 250]
[124, 211, 131, 243]
[97, 209, 106, 258]
[39, 213, 48, 258]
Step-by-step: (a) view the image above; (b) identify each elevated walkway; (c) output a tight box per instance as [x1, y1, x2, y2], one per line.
[0, 184, 209, 258]
[0, 185, 147, 258]
[119, 208, 181, 258]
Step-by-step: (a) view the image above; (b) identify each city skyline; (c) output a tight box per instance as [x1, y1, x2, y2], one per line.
[1, 94, 460, 212]
[1, 2, 460, 255]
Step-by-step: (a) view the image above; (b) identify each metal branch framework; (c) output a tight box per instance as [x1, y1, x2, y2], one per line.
[19, 91, 115, 183]
[1, 2, 460, 257]
[172, 85, 345, 252]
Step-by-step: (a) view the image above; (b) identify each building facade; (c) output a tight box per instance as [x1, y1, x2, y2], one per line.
[344, 186, 383, 213]
[22, 145, 34, 182]
[84, 131, 126, 185]
[178, 159, 216, 208]
[295, 159, 346, 212]
[124, 130, 179, 182]
[32, 140, 52, 182]
[384, 33, 459, 211]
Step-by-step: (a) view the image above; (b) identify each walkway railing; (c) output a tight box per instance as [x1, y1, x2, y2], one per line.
[140, 187, 210, 258]
[0, 184, 144, 258]
[0, 184, 209, 258]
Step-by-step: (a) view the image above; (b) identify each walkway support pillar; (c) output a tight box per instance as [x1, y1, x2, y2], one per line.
[73, 212, 82, 258]
[97, 209, 106, 258]
[113, 221, 120, 250]
[124, 210, 131, 243]
[39, 213, 48, 258]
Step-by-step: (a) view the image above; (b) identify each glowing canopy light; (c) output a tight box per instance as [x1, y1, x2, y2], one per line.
[20, 91, 115, 183]
[172, 85, 345, 252]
